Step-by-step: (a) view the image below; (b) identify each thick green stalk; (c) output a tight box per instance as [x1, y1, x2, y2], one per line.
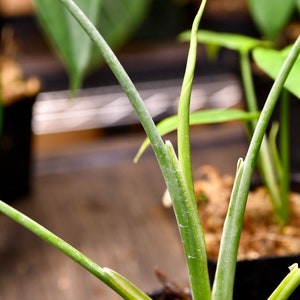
[178, 0, 207, 198]
[165, 141, 211, 300]
[211, 159, 245, 300]
[240, 50, 285, 223]
[174, 1, 212, 298]
[0, 201, 151, 300]
[212, 35, 300, 300]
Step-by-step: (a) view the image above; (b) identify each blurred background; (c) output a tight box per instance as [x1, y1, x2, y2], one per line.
[0, 0, 248, 154]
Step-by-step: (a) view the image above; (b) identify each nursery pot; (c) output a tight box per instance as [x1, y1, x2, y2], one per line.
[150, 254, 300, 300]
[0, 56, 40, 202]
[0, 94, 37, 202]
[208, 255, 300, 300]
[149, 246, 300, 300]
[149, 175, 300, 300]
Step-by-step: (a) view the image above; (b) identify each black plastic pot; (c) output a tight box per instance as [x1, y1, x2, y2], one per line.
[0, 95, 36, 202]
[150, 254, 300, 299]
[208, 255, 300, 300]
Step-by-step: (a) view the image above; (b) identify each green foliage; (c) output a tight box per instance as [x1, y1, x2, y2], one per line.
[253, 45, 300, 224]
[247, 0, 296, 40]
[297, 0, 300, 13]
[212, 36, 300, 300]
[33, 0, 151, 91]
[253, 46, 300, 98]
[179, 30, 272, 53]
[179, 29, 291, 224]
[134, 109, 259, 163]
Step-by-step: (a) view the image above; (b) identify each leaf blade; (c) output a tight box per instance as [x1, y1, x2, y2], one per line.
[179, 30, 272, 53]
[33, 0, 151, 91]
[248, 0, 295, 39]
[134, 109, 259, 162]
[253, 46, 300, 98]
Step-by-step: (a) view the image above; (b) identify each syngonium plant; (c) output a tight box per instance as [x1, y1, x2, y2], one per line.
[135, 30, 300, 226]
[247, 0, 300, 41]
[33, 0, 152, 91]
[1, 0, 300, 299]
[156, 29, 300, 226]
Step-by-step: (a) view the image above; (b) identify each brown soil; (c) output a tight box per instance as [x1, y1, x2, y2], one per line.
[152, 269, 192, 300]
[194, 166, 300, 261]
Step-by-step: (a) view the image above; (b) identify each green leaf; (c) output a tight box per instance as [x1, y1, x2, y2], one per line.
[134, 109, 259, 162]
[253, 45, 300, 98]
[297, 0, 300, 14]
[33, 0, 103, 91]
[179, 30, 272, 53]
[248, 0, 295, 40]
[33, 0, 151, 91]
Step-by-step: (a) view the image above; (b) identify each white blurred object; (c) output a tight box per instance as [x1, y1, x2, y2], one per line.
[33, 73, 241, 135]
[162, 189, 172, 208]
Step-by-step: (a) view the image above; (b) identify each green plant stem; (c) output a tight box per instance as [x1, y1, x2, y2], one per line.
[177, 0, 207, 200]
[165, 141, 211, 300]
[240, 49, 284, 223]
[269, 122, 283, 181]
[33, 1, 213, 298]
[174, 1, 212, 298]
[212, 35, 300, 300]
[211, 158, 245, 300]
[0, 200, 151, 300]
[268, 264, 300, 300]
[240, 50, 258, 113]
[279, 89, 290, 223]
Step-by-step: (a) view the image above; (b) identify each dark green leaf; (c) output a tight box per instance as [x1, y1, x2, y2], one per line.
[33, 0, 151, 91]
[297, 0, 300, 14]
[33, 0, 103, 91]
[248, 0, 295, 40]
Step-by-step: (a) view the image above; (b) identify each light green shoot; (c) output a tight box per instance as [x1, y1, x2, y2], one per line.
[268, 264, 300, 300]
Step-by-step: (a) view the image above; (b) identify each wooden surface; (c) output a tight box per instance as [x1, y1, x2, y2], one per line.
[0, 125, 247, 299]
